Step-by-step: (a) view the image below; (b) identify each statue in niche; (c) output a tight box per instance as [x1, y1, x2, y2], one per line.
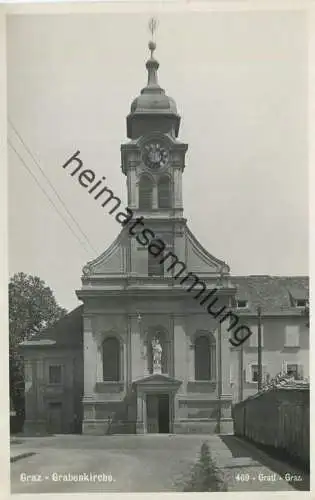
[151, 336, 162, 372]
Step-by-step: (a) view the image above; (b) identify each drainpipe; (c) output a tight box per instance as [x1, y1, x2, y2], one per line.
[216, 320, 222, 434]
[257, 306, 263, 391]
[239, 342, 244, 402]
[215, 269, 224, 434]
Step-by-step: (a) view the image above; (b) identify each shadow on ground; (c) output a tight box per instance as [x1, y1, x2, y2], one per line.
[219, 435, 309, 491]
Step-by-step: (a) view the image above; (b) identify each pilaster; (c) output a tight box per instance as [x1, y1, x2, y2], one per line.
[173, 168, 183, 208]
[83, 316, 97, 399]
[96, 345, 103, 382]
[173, 315, 187, 391]
[136, 390, 145, 433]
[127, 314, 132, 384]
[187, 339, 195, 381]
[219, 321, 233, 399]
[128, 167, 137, 208]
[130, 315, 145, 379]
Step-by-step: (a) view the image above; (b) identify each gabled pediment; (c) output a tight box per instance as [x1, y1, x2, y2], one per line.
[133, 373, 182, 389]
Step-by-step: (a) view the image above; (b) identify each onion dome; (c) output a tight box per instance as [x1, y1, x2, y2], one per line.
[127, 41, 181, 139]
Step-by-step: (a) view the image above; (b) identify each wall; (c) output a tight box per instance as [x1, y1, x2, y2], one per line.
[23, 346, 83, 435]
[233, 386, 309, 467]
[230, 316, 309, 403]
[82, 293, 234, 434]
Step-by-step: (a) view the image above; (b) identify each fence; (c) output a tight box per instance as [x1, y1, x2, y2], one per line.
[233, 386, 309, 468]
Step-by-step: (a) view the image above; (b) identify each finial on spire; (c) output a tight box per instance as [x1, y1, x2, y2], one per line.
[148, 17, 158, 39]
[148, 17, 158, 58]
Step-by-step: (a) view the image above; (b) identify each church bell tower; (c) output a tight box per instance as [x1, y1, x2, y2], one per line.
[121, 36, 188, 227]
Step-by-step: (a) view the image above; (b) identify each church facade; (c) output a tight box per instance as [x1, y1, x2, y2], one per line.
[20, 41, 309, 436]
[76, 39, 236, 435]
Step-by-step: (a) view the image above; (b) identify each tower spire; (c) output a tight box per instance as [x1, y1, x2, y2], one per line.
[145, 17, 160, 91]
[126, 17, 181, 139]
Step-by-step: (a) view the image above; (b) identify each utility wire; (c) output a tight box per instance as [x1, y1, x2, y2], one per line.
[8, 139, 92, 256]
[8, 118, 98, 256]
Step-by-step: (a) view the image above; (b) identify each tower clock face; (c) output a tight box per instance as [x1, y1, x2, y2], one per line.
[142, 142, 169, 169]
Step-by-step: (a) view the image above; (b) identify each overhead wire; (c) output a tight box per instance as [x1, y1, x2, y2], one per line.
[8, 138, 93, 256]
[8, 118, 98, 256]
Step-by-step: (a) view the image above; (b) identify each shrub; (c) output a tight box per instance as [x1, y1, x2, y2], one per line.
[183, 442, 227, 492]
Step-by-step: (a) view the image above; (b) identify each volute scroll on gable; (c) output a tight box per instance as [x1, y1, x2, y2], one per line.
[184, 226, 230, 276]
[82, 230, 127, 277]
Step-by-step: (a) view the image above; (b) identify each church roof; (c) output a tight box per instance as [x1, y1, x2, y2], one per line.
[19, 305, 83, 349]
[231, 275, 309, 315]
[130, 41, 177, 114]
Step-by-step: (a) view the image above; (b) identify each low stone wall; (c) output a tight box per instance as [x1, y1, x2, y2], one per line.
[83, 419, 136, 435]
[174, 418, 233, 435]
[233, 387, 309, 467]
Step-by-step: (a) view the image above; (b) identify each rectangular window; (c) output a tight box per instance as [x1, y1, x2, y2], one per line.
[284, 326, 300, 347]
[251, 365, 258, 382]
[236, 299, 248, 309]
[49, 365, 62, 384]
[286, 363, 299, 379]
[296, 299, 306, 308]
[247, 364, 267, 383]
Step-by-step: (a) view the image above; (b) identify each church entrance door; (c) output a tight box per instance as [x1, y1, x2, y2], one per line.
[146, 394, 158, 433]
[146, 394, 169, 434]
[47, 401, 63, 434]
[158, 394, 169, 433]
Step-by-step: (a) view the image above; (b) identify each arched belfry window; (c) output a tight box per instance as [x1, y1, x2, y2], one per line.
[158, 176, 171, 209]
[102, 337, 120, 381]
[148, 243, 164, 276]
[139, 175, 153, 210]
[194, 333, 216, 381]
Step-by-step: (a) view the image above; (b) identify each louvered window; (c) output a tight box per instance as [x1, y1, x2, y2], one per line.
[148, 249, 164, 276]
[139, 176, 153, 209]
[158, 176, 171, 208]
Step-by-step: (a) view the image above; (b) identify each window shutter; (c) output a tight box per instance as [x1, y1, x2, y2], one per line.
[285, 326, 300, 347]
[262, 364, 268, 382]
[245, 364, 252, 382]
[249, 325, 264, 347]
[249, 326, 258, 347]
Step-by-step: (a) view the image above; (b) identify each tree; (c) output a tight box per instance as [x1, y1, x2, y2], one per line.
[9, 272, 67, 418]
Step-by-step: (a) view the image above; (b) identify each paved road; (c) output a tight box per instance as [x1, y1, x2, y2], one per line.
[10, 434, 308, 493]
[10, 435, 205, 493]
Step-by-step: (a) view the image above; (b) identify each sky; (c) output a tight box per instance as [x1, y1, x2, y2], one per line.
[7, 10, 308, 311]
